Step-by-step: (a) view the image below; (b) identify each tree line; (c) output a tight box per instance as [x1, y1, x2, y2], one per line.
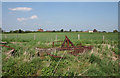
[0, 28, 118, 33]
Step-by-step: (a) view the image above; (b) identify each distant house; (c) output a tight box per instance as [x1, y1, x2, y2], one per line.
[38, 28, 43, 32]
[88, 30, 93, 33]
[46, 30, 52, 32]
[84, 30, 93, 33]
[85, 30, 88, 32]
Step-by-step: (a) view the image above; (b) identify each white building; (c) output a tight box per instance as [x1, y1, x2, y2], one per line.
[88, 30, 93, 33]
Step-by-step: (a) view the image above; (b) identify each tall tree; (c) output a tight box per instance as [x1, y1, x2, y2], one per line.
[93, 29, 97, 32]
[113, 30, 118, 33]
[19, 29, 22, 33]
[61, 29, 64, 32]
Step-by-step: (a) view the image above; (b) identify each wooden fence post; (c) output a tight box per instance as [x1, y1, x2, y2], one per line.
[103, 35, 104, 41]
[78, 34, 80, 40]
[103, 35, 104, 43]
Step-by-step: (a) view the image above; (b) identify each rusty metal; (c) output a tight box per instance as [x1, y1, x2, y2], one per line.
[57, 47, 74, 51]
[0, 45, 15, 50]
[52, 42, 54, 47]
[68, 46, 93, 56]
[60, 35, 92, 56]
[0, 45, 15, 60]
[38, 35, 93, 58]
[61, 35, 75, 48]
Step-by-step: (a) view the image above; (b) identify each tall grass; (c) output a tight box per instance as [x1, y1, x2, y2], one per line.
[2, 32, 119, 76]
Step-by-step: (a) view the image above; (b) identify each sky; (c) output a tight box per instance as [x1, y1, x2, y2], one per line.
[2, 0, 120, 2]
[2, 2, 118, 32]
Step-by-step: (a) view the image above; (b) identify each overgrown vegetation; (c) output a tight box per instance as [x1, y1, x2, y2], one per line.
[2, 32, 119, 76]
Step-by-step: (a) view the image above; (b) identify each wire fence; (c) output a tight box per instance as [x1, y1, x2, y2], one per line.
[2, 33, 118, 41]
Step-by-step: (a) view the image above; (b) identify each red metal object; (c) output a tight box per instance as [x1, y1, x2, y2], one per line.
[69, 46, 93, 56]
[0, 45, 15, 56]
[61, 35, 75, 48]
[0, 45, 15, 50]
[47, 35, 93, 58]
[52, 42, 54, 47]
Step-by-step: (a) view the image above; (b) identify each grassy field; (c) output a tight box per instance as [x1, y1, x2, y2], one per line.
[1, 32, 119, 76]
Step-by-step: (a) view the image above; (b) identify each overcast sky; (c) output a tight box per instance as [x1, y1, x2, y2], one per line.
[2, 2, 118, 32]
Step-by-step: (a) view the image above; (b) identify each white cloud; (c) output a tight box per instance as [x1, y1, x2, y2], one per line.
[17, 15, 38, 22]
[17, 18, 27, 22]
[30, 15, 38, 19]
[9, 7, 32, 11]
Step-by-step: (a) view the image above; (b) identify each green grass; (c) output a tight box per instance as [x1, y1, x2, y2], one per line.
[1, 32, 119, 76]
[2, 32, 118, 43]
